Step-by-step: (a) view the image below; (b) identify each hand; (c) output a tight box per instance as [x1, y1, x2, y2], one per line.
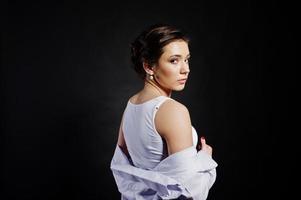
[198, 137, 213, 156]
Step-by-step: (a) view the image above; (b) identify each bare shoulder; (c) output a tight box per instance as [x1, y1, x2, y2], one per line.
[155, 98, 193, 154]
[156, 98, 190, 123]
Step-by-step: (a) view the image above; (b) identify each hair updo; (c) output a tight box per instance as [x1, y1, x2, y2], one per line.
[130, 24, 190, 80]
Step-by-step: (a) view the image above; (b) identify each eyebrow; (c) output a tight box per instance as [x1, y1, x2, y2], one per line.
[169, 54, 191, 58]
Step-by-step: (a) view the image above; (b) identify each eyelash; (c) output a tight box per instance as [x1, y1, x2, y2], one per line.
[170, 58, 190, 64]
[170, 59, 178, 64]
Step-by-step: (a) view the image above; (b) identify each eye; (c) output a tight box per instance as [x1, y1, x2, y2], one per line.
[185, 57, 190, 64]
[170, 58, 179, 64]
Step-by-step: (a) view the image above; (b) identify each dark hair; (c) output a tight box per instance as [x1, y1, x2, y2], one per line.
[130, 24, 190, 80]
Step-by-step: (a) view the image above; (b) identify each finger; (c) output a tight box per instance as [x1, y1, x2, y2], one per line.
[200, 136, 206, 146]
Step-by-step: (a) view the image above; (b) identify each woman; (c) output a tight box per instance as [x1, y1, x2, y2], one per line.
[111, 24, 217, 200]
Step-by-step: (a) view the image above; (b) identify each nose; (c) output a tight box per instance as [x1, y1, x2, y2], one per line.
[181, 61, 190, 75]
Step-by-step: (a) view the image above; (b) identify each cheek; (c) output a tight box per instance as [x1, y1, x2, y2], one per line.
[158, 65, 178, 79]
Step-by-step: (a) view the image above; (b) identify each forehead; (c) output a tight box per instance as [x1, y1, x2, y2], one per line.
[162, 40, 189, 56]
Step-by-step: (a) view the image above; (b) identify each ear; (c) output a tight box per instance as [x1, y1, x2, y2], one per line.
[143, 62, 155, 75]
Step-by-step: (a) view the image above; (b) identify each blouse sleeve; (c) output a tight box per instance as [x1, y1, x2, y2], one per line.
[110, 145, 218, 200]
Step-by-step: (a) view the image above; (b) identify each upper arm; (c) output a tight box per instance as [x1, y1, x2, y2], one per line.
[117, 112, 129, 157]
[155, 100, 193, 155]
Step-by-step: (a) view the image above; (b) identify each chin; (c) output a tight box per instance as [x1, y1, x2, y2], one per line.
[173, 85, 186, 91]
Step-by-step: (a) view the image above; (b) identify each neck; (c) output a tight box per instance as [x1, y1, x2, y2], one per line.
[143, 79, 171, 97]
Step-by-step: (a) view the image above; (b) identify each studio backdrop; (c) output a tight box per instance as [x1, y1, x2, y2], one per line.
[2, 1, 297, 200]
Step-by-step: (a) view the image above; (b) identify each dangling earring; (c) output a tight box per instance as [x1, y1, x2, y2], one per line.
[149, 74, 154, 80]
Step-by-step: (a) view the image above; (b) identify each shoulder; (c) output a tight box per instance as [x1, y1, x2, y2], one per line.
[155, 98, 193, 154]
[155, 98, 191, 136]
[157, 98, 190, 120]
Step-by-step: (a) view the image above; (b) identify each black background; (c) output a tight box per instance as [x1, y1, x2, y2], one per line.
[1, 0, 297, 199]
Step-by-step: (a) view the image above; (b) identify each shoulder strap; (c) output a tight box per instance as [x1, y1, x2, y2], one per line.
[154, 96, 174, 110]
